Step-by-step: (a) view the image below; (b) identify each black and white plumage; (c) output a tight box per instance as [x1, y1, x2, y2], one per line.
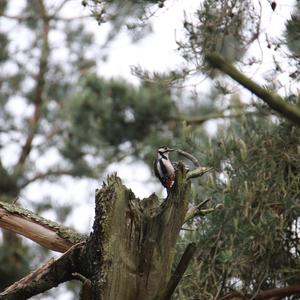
[153, 146, 175, 189]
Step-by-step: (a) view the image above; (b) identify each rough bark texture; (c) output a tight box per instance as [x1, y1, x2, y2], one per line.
[0, 201, 85, 252]
[0, 243, 85, 300]
[85, 163, 191, 300]
[0, 163, 192, 299]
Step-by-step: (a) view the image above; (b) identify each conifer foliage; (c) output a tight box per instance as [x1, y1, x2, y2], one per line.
[0, 0, 300, 299]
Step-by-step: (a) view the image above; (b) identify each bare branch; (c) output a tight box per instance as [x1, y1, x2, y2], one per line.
[206, 52, 300, 125]
[186, 166, 214, 180]
[176, 149, 201, 167]
[184, 198, 211, 223]
[0, 242, 85, 300]
[20, 169, 77, 188]
[0, 201, 85, 252]
[156, 243, 197, 300]
[176, 111, 268, 125]
[16, 0, 50, 168]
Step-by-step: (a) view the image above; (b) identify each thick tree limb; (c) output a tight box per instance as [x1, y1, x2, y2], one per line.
[0, 242, 85, 300]
[156, 242, 197, 300]
[206, 52, 300, 125]
[187, 166, 213, 180]
[0, 201, 85, 252]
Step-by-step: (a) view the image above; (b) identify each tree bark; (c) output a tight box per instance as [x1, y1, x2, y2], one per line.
[84, 162, 191, 300]
[206, 52, 300, 125]
[0, 201, 85, 252]
[1, 163, 194, 299]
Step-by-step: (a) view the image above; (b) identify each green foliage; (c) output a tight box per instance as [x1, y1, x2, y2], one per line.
[64, 75, 174, 148]
[178, 0, 260, 73]
[1, 0, 300, 299]
[285, 2, 300, 66]
[177, 115, 300, 298]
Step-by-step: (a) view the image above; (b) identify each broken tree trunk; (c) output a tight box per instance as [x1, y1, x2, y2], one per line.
[84, 162, 191, 300]
[0, 162, 196, 299]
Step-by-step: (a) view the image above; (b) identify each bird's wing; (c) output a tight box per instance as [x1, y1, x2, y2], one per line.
[153, 159, 165, 186]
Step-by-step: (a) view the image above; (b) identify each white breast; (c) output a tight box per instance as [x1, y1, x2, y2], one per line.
[163, 158, 175, 175]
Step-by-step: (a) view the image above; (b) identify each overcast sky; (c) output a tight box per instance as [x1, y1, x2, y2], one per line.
[2, 1, 298, 298]
[7, 0, 296, 235]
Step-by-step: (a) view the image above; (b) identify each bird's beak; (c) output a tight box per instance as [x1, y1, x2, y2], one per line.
[168, 148, 175, 152]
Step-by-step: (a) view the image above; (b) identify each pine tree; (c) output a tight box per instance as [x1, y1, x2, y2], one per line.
[1, 0, 300, 299]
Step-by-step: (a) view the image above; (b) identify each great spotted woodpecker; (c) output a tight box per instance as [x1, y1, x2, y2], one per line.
[153, 146, 175, 190]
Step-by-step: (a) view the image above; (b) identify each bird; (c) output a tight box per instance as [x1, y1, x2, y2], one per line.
[153, 146, 176, 190]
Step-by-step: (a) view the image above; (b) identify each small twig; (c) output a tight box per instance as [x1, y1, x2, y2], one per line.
[176, 149, 200, 167]
[184, 198, 211, 223]
[156, 243, 197, 300]
[72, 273, 92, 300]
[186, 166, 214, 180]
[180, 227, 195, 231]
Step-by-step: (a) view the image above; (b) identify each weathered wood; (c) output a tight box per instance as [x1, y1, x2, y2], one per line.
[0, 243, 85, 300]
[0, 163, 193, 299]
[85, 163, 191, 300]
[0, 201, 85, 252]
[156, 242, 197, 300]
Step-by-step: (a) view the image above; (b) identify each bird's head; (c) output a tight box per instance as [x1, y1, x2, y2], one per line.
[157, 146, 174, 158]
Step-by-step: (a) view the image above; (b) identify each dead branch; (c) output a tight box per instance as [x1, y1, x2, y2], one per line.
[186, 166, 214, 180]
[184, 198, 211, 223]
[176, 149, 201, 167]
[156, 242, 197, 300]
[0, 242, 85, 300]
[0, 201, 85, 252]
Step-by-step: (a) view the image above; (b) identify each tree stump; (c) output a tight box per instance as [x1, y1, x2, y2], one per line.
[85, 162, 191, 300]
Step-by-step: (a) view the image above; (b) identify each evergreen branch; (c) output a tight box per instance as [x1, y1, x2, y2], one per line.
[186, 166, 213, 180]
[176, 111, 268, 125]
[221, 283, 300, 299]
[206, 52, 300, 125]
[176, 149, 201, 167]
[0, 242, 85, 300]
[16, 0, 50, 168]
[156, 243, 197, 300]
[0, 201, 85, 252]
